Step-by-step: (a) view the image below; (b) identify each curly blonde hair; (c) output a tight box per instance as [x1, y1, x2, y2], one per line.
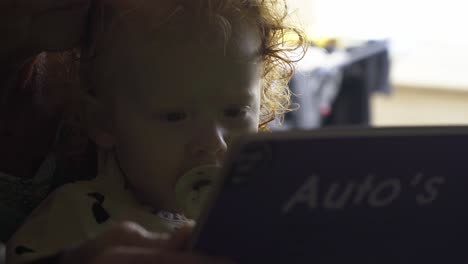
[80, 0, 306, 130]
[200, 0, 306, 129]
[238, 0, 306, 129]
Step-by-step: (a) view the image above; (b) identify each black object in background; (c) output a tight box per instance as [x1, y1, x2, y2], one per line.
[323, 42, 391, 126]
[283, 40, 391, 129]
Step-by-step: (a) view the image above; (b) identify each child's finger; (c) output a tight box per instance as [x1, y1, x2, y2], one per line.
[163, 224, 196, 250]
[62, 225, 237, 264]
[93, 221, 172, 250]
[95, 221, 196, 251]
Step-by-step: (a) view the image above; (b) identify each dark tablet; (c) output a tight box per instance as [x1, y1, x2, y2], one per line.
[192, 126, 468, 264]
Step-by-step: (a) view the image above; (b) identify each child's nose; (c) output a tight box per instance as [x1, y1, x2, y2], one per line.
[188, 123, 228, 160]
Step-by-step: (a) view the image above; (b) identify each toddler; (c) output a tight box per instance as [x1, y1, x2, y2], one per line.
[7, 0, 304, 263]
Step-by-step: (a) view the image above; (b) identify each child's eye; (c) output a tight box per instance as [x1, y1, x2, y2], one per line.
[224, 106, 250, 119]
[162, 112, 188, 122]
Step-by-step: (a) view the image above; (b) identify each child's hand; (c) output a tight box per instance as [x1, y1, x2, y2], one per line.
[0, 0, 91, 64]
[60, 221, 236, 264]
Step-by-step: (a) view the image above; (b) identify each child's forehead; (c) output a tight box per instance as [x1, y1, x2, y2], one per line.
[88, 0, 264, 100]
[96, 14, 262, 74]
[91, 36, 262, 106]
[93, 0, 261, 52]
[126, 46, 260, 92]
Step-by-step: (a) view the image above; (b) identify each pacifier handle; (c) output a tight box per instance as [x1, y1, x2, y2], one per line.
[174, 165, 220, 220]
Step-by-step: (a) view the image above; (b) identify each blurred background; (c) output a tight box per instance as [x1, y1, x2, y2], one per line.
[274, 0, 468, 129]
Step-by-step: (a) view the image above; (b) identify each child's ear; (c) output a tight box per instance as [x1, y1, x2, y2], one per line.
[83, 95, 115, 149]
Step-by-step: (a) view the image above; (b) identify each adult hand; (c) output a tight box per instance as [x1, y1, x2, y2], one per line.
[0, 0, 91, 66]
[60, 222, 236, 264]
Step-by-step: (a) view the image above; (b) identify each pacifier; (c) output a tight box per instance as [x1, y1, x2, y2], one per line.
[175, 165, 221, 220]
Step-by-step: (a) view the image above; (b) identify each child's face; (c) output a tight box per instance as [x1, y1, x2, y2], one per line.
[92, 22, 262, 212]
